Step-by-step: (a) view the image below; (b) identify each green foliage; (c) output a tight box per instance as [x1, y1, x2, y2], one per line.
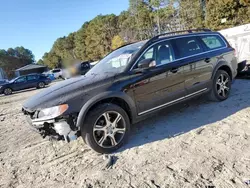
[40, 0, 250, 69]
[37, 59, 44, 65]
[0, 46, 35, 78]
[42, 51, 61, 69]
[74, 22, 89, 60]
[179, 0, 204, 29]
[206, 0, 250, 30]
[84, 14, 119, 60]
[111, 35, 125, 50]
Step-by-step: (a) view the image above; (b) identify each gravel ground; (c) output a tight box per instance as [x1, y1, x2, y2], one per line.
[0, 79, 250, 188]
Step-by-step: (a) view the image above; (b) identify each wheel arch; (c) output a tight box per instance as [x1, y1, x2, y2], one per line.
[76, 92, 136, 128]
[212, 61, 233, 80]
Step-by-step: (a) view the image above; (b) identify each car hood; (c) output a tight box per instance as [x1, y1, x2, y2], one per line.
[23, 73, 114, 112]
[0, 81, 10, 86]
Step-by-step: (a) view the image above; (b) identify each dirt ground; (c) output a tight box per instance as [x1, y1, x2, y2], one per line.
[1, 79, 250, 188]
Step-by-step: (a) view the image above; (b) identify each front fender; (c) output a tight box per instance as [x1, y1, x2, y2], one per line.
[76, 91, 136, 127]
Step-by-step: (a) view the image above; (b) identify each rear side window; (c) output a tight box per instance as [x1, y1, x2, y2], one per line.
[173, 36, 203, 59]
[27, 75, 37, 81]
[200, 35, 226, 50]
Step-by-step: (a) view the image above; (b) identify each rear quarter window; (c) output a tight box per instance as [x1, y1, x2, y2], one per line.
[200, 35, 226, 50]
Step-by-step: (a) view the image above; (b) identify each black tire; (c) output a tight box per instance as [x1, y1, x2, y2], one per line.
[209, 70, 232, 102]
[81, 103, 130, 154]
[3, 88, 12, 95]
[37, 82, 45, 89]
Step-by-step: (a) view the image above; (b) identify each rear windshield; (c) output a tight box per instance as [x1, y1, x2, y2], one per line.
[200, 35, 226, 50]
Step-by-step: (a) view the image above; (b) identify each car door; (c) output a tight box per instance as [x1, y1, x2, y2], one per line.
[171, 36, 213, 95]
[12, 76, 28, 91]
[26, 75, 38, 88]
[131, 40, 186, 115]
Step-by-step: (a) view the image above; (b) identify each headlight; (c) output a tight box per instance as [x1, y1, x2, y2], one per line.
[38, 104, 68, 119]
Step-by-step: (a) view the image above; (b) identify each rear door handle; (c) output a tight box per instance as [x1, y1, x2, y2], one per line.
[170, 67, 178, 73]
[204, 58, 211, 63]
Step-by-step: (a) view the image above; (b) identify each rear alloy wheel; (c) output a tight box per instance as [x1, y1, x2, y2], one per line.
[37, 82, 45, 89]
[81, 104, 130, 153]
[216, 74, 230, 98]
[3, 88, 12, 95]
[209, 70, 231, 101]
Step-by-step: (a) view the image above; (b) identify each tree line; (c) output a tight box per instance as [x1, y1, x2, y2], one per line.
[0, 47, 35, 78]
[38, 0, 250, 69]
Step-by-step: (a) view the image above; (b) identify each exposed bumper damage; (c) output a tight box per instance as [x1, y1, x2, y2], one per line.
[22, 108, 79, 142]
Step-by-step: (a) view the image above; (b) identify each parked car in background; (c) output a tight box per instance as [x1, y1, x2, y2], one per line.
[0, 74, 51, 95]
[51, 68, 63, 79]
[23, 29, 237, 153]
[219, 24, 250, 65]
[42, 72, 56, 81]
[61, 61, 91, 79]
[219, 24, 250, 75]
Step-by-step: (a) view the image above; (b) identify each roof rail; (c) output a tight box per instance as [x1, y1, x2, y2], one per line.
[148, 28, 211, 44]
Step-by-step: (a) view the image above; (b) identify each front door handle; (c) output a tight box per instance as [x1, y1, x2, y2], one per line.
[170, 67, 178, 73]
[204, 58, 211, 63]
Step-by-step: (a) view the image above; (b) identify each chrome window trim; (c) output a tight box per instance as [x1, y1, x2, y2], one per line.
[138, 88, 208, 116]
[130, 33, 228, 71]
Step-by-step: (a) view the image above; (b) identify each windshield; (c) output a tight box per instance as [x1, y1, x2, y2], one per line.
[86, 41, 146, 75]
[9, 77, 18, 82]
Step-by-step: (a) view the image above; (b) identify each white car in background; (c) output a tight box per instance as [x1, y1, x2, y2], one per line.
[51, 69, 63, 79]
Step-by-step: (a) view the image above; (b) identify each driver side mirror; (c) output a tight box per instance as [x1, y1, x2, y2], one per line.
[138, 58, 156, 69]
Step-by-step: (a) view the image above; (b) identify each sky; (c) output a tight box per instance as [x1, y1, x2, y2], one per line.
[0, 0, 129, 61]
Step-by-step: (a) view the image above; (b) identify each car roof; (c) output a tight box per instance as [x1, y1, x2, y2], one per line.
[123, 29, 217, 50]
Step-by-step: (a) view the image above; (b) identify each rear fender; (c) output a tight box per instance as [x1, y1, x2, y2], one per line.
[212, 61, 233, 80]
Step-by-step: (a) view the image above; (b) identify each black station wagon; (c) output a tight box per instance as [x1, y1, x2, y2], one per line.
[22, 29, 238, 153]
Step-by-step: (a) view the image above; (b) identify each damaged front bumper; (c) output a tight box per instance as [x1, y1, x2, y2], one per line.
[23, 108, 79, 142]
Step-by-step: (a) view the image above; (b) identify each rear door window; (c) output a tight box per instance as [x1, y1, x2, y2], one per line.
[172, 36, 203, 59]
[200, 35, 226, 50]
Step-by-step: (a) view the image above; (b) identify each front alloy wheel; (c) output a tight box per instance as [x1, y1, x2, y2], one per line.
[93, 111, 126, 148]
[4, 88, 12, 95]
[81, 103, 130, 153]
